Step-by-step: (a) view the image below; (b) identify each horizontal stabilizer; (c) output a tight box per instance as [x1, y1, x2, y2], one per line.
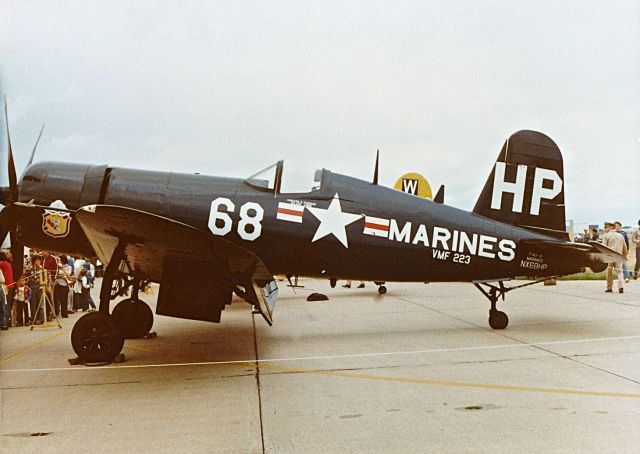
[587, 241, 626, 263]
[521, 238, 625, 267]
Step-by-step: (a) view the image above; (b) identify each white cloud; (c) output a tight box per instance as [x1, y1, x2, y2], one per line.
[1, 0, 639, 224]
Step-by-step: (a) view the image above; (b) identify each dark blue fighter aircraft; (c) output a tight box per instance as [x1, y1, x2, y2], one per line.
[1, 100, 622, 363]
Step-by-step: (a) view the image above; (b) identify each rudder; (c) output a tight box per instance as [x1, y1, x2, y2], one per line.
[473, 130, 566, 238]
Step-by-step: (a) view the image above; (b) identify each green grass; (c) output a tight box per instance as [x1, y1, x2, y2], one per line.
[558, 270, 607, 281]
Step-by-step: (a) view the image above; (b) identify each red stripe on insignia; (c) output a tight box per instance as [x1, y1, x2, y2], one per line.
[364, 222, 389, 231]
[278, 208, 303, 217]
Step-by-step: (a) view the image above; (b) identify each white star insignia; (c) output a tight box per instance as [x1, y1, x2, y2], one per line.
[307, 193, 362, 248]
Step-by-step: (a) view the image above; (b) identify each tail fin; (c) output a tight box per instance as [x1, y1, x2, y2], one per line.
[473, 130, 566, 239]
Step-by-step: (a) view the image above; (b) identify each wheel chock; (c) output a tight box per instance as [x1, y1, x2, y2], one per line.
[112, 353, 126, 363]
[68, 353, 126, 367]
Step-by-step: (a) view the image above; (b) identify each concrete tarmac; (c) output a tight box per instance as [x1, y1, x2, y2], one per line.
[1, 279, 639, 453]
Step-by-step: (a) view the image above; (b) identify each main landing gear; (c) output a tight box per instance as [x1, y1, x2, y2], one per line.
[71, 248, 154, 364]
[112, 296, 154, 339]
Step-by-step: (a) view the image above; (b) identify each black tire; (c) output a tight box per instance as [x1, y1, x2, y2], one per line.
[488, 310, 509, 330]
[71, 312, 125, 363]
[112, 298, 154, 339]
[378, 285, 387, 295]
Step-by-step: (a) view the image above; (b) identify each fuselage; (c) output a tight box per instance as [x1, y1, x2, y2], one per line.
[17, 161, 583, 283]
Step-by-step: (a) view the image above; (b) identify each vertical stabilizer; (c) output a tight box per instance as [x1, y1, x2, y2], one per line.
[473, 130, 566, 238]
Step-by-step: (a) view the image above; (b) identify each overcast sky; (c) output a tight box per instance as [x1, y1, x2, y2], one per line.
[1, 1, 638, 228]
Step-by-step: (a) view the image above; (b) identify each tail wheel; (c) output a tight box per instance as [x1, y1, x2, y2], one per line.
[112, 298, 154, 339]
[378, 285, 387, 295]
[489, 310, 509, 330]
[71, 312, 124, 363]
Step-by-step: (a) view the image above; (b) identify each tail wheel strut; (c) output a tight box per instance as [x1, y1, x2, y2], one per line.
[475, 281, 509, 329]
[474, 276, 565, 330]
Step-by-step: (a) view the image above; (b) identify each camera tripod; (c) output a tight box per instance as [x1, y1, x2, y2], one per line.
[30, 284, 62, 330]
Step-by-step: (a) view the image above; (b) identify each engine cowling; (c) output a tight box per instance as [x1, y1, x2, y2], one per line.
[17, 161, 108, 257]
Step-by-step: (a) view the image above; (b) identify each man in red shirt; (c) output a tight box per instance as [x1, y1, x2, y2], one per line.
[41, 251, 58, 320]
[0, 251, 14, 327]
[0, 251, 14, 287]
[41, 251, 58, 280]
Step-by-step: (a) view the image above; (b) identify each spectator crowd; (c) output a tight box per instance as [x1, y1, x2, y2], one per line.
[0, 250, 98, 330]
[601, 220, 639, 295]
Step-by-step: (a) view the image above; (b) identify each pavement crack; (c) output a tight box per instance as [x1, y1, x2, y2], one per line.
[184, 373, 253, 381]
[542, 351, 640, 387]
[252, 313, 266, 454]
[395, 295, 488, 330]
[526, 286, 640, 308]
[258, 356, 548, 377]
[489, 329, 640, 387]
[1, 380, 142, 390]
[397, 293, 640, 387]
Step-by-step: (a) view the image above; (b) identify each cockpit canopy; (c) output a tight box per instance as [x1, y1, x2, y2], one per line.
[245, 160, 323, 194]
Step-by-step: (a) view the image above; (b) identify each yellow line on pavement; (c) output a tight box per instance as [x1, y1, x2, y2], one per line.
[0, 330, 68, 366]
[123, 344, 162, 355]
[123, 343, 215, 363]
[4, 356, 640, 399]
[257, 363, 640, 399]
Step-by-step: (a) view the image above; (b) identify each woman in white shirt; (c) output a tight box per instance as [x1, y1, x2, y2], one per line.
[74, 268, 92, 312]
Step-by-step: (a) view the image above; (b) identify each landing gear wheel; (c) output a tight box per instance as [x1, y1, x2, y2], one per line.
[378, 285, 387, 295]
[112, 298, 154, 339]
[71, 312, 125, 363]
[488, 310, 509, 330]
[330, 277, 337, 288]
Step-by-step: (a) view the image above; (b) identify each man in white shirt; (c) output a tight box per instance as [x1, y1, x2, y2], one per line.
[602, 222, 628, 293]
[73, 257, 86, 277]
[632, 220, 640, 280]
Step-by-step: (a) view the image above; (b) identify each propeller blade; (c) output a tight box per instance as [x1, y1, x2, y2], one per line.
[0, 205, 13, 245]
[0, 186, 10, 206]
[0, 205, 22, 279]
[3, 97, 18, 202]
[26, 122, 45, 169]
[10, 229, 24, 280]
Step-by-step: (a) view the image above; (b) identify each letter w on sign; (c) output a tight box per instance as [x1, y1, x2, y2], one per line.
[402, 178, 419, 195]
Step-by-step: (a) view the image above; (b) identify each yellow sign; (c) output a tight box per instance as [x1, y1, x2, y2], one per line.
[42, 210, 72, 238]
[394, 172, 432, 199]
